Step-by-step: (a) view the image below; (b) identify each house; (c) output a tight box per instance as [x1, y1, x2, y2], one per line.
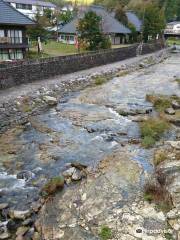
[4, 0, 56, 19]
[164, 22, 180, 37]
[58, 5, 131, 45]
[125, 11, 142, 33]
[0, 0, 35, 60]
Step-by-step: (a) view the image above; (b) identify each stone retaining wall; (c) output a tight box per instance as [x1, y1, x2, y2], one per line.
[0, 41, 164, 89]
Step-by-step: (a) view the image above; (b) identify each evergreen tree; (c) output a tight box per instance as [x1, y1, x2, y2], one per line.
[77, 11, 111, 50]
[143, 3, 166, 42]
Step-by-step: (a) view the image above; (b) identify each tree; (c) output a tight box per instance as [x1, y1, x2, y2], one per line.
[143, 3, 166, 42]
[27, 11, 50, 41]
[114, 4, 128, 25]
[77, 11, 111, 50]
[164, 0, 177, 21]
[58, 10, 74, 24]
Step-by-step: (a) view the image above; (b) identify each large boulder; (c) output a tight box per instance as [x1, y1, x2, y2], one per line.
[165, 108, 176, 115]
[172, 100, 180, 110]
[43, 96, 58, 106]
[9, 210, 31, 220]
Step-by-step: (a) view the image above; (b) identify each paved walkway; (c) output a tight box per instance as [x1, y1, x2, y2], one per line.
[0, 51, 164, 104]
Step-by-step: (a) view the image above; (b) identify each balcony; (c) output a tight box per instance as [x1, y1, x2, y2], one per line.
[0, 37, 28, 48]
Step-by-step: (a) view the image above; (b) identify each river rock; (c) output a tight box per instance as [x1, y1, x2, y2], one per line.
[32, 232, 40, 240]
[165, 108, 176, 115]
[7, 220, 17, 232]
[16, 226, 29, 236]
[71, 162, 88, 171]
[166, 141, 180, 150]
[17, 170, 35, 181]
[0, 232, 10, 239]
[43, 96, 58, 106]
[22, 218, 34, 226]
[62, 167, 75, 178]
[9, 210, 31, 220]
[71, 169, 83, 181]
[172, 100, 180, 110]
[0, 204, 8, 210]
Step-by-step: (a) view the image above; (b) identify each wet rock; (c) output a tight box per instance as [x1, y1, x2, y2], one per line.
[165, 108, 176, 115]
[117, 108, 152, 116]
[166, 141, 180, 150]
[0, 204, 8, 210]
[32, 232, 40, 240]
[172, 100, 180, 110]
[71, 169, 83, 181]
[31, 202, 41, 213]
[22, 218, 34, 226]
[16, 226, 29, 236]
[71, 162, 88, 171]
[17, 170, 35, 181]
[43, 96, 58, 106]
[0, 232, 10, 239]
[7, 219, 17, 232]
[62, 167, 75, 178]
[9, 210, 31, 220]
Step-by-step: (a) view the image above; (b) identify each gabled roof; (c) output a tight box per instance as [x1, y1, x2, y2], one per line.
[126, 11, 142, 32]
[4, 0, 56, 8]
[59, 5, 131, 34]
[0, 0, 35, 25]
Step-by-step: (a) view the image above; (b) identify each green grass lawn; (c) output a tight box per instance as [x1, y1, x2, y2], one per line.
[167, 38, 180, 45]
[28, 40, 133, 59]
[28, 41, 80, 59]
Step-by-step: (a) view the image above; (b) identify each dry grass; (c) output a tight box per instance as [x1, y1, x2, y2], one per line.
[144, 170, 172, 212]
[146, 94, 172, 112]
[154, 150, 168, 166]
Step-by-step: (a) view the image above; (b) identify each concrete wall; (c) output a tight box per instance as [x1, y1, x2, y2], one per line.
[0, 41, 164, 89]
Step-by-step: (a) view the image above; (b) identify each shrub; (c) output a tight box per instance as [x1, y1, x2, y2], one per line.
[41, 176, 64, 197]
[94, 76, 107, 85]
[140, 118, 170, 148]
[146, 94, 175, 112]
[142, 136, 156, 148]
[99, 226, 112, 240]
[175, 78, 180, 85]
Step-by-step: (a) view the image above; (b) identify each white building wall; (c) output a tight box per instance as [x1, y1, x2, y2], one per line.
[9, 2, 55, 19]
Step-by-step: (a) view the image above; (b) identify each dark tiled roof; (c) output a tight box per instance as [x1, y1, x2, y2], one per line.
[4, 0, 56, 7]
[59, 5, 131, 34]
[0, 0, 35, 25]
[126, 11, 142, 32]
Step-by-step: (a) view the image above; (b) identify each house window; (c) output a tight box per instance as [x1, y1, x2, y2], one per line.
[70, 36, 74, 41]
[61, 35, 65, 40]
[9, 49, 23, 59]
[0, 30, 5, 37]
[0, 50, 9, 60]
[8, 30, 22, 44]
[16, 3, 32, 10]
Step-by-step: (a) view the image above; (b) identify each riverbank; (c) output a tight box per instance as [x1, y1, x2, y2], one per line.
[0, 49, 169, 133]
[0, 49, 179, 240]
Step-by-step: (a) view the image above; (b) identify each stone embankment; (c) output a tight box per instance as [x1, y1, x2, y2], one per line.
[0, 49, 169, 134]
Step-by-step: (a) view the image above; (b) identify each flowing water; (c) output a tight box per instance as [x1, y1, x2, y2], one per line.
[0, 53, 180, 211]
